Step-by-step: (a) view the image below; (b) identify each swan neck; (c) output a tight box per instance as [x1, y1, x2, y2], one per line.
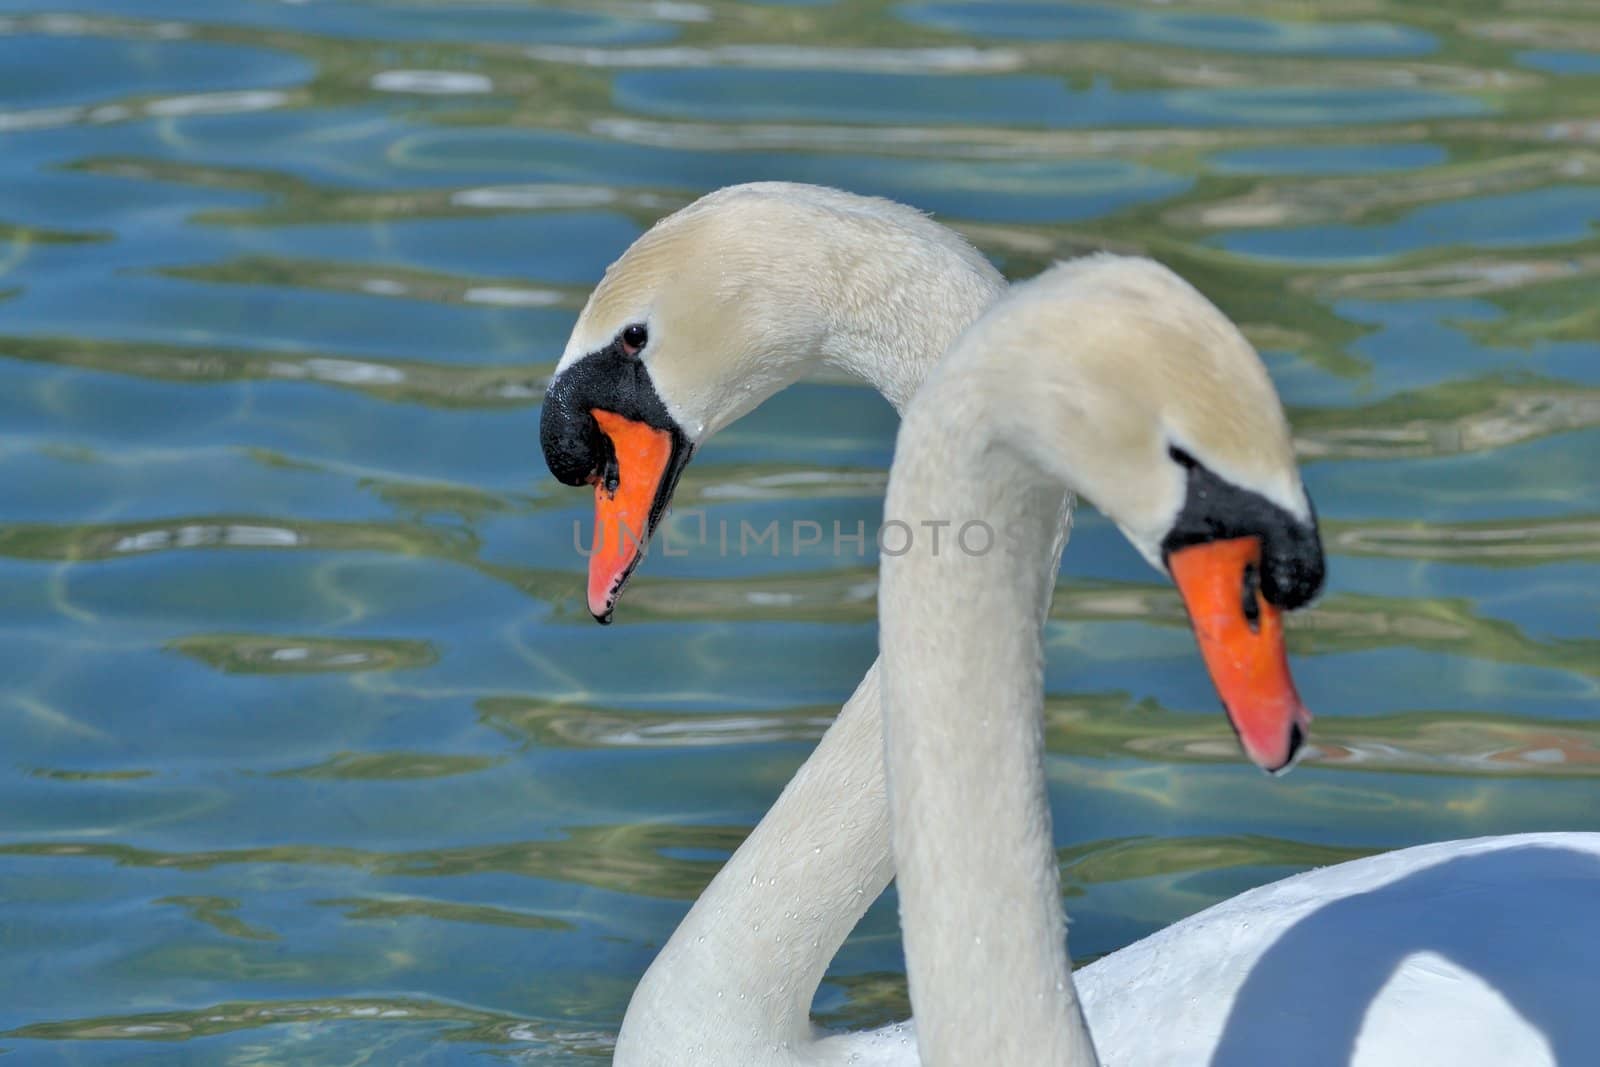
[812, 234, 1003, 415]
[880, 385, 1096, 1066]
[614, 668, 893, 1065]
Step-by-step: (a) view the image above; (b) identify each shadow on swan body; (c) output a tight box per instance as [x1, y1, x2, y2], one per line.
[1197, 838, 1600, 1067]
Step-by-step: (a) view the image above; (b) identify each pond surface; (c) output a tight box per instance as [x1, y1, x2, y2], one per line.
[1, 1, 1597, 1062]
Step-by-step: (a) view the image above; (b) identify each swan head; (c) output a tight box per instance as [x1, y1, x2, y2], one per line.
[959, 255, 1325, 771]
[542, 182, 1001, 622]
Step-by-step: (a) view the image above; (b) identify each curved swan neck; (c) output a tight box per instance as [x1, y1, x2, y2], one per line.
[880, 379, 1096, 1065]
[718, 205, 1004, 425]
[615, 663, 897, 1066]
[807, 232, 1003, 415]
[720, 185, 1005, 417]
[579, 184, 1006, 438]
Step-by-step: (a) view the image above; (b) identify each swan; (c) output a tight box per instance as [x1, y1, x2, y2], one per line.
[540, 187, 1600, 1064]
[876, 256, 1600, 1066]
[540, 182, 1011, 1063]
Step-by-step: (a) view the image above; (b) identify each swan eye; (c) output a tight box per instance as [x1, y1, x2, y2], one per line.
[620, 323, 648, 356]
[1241, 561, 1262, 633]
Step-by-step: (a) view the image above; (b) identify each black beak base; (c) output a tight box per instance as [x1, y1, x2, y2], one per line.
[540, 336, 685, 488]
[1162, 446, 1325, 611]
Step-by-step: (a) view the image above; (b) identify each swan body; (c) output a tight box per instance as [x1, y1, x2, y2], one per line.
[812, 832, 1600, 1067]
[1078, 831, 1600, 1067]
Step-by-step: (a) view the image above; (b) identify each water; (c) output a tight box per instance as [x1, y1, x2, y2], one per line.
[1, 1, 1596, 1062]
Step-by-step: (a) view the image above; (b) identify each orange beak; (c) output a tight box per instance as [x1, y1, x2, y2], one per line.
[1168, 536, 1311, 774]
[586, 410, 678, 623]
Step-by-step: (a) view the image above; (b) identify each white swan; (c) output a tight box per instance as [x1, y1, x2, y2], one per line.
[876, 256, 1600, 1066]
[540, 183, 1010, 1063]
[539, 187, 1600, 1065]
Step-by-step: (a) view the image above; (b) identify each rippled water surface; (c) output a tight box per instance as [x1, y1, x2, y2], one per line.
[2, 0, 1598, 1062]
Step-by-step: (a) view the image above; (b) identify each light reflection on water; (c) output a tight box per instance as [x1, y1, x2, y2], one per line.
[0, 0, 1597, 1061]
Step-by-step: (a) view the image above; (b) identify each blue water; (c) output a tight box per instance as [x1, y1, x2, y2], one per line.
[0, 2, 1597, 1063]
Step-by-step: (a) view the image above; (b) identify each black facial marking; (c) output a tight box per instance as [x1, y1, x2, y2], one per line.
[540, 334, 687, 489]
[1161, 445, 1325, 610]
